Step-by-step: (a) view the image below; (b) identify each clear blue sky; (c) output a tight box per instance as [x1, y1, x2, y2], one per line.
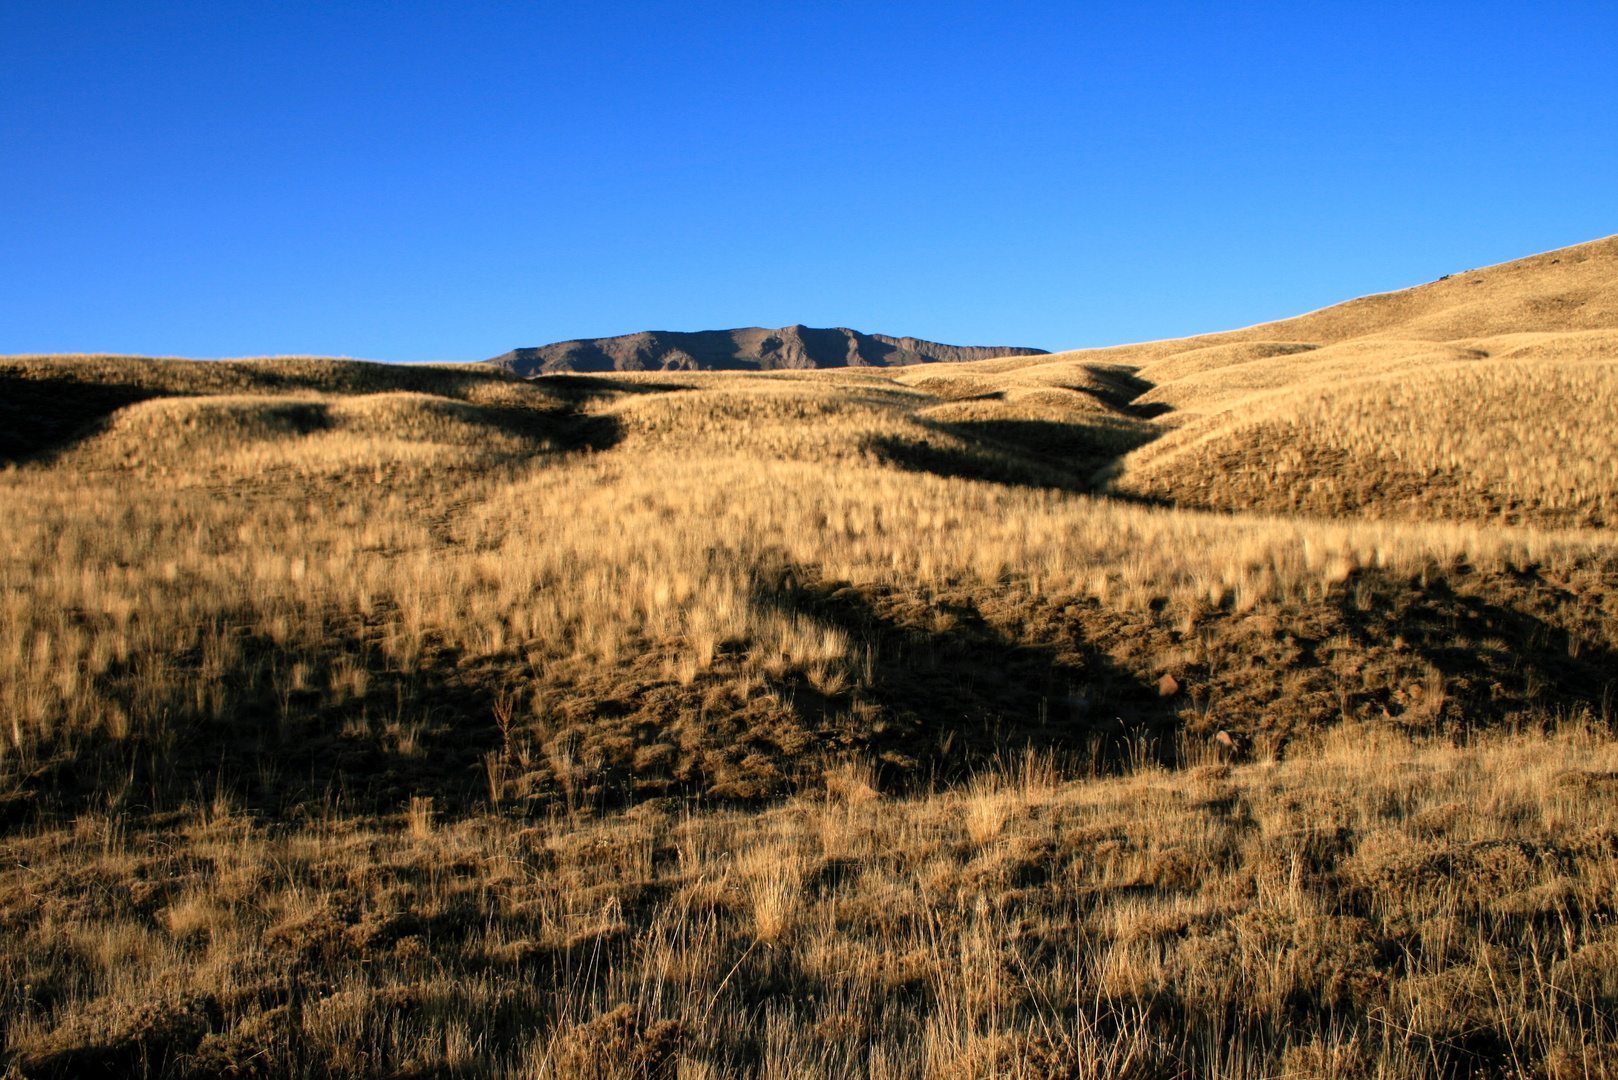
[2, 3, 1615, 363]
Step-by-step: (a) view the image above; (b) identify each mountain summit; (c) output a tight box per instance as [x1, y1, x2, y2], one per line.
[484, 325, 1046, 375]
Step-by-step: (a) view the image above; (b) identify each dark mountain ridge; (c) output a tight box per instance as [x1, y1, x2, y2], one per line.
[485, 325, 1046, 375]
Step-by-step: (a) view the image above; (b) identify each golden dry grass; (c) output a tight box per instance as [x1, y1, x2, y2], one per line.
[1088, 239, 1618, 520]
[5, 234, 1618, 1076]
[5, 360, 1610, 799]
[7, 725, 1618, 1077]
[1112, 351, 1618, 526]
[884, 235, 1618, 523]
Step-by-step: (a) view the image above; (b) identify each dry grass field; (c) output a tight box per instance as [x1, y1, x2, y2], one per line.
[9, 726, 1618, 1079]
[3, 235, 1618, 1077]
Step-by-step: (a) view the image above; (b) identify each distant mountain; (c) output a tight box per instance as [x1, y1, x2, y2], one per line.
[484, 325, 1047, 375]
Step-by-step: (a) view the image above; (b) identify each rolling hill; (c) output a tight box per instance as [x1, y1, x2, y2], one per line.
[906, 233, 1618, 525]
[4, 236, 1618, 1080]
[484, 324, 1046, 374]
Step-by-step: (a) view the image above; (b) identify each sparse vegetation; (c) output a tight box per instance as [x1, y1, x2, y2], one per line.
[4, 234, 1618, 1076]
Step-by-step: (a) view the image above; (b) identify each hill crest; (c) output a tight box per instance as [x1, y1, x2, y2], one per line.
[967, 233, 1618, 378]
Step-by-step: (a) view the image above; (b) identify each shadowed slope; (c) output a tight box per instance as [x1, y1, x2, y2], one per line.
[0, 354, 618, 461]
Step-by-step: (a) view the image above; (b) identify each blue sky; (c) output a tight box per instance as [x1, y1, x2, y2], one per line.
[2, 2, 1615, 362]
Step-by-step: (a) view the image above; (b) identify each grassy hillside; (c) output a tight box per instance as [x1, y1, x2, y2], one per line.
[1106, 238, 1618, 521]
[898, 235, 1618, 525]
[3, 237, 1618, 1077]
[1116, 338, 1618, 527]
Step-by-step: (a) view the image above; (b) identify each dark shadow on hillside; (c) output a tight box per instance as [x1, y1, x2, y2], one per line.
[864, 415, 1162, 494]
[751, 568, 1188, 788]
[2, 563, 1194, 829]
[1047, 365, 1174, 421]
[1333, 563, 1618, 731]
[748, 557, 1618, 792]
[7, 618, 520, 830]
[864, 360, 1192, 494]
[529, 373, 697, 406]
[948, 416, 1160, 460]
[478, 404, 625, 453]
[9, 556, 1618, 832]
[0, 373, 626, 462]
[0, 376, 164, 463]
